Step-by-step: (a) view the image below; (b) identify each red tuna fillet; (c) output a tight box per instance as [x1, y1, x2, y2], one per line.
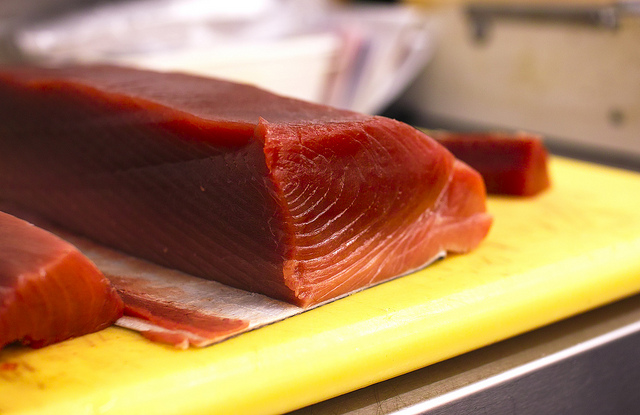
[431, 131, 551, 196]
[0, 65, 492, 307]
[0, 211, 123, 349]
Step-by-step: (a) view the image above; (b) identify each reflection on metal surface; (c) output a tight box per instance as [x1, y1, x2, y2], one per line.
[394, 318, 640, 414]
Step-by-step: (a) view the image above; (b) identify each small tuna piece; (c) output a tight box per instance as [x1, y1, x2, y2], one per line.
[431, 131, 551, 196]
[0, 65, 492, 307]
[0, 211, 123, 349]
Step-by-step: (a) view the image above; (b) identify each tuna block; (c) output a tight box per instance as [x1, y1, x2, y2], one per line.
[0, 211, 123, 349]
[432, 131, 551, 196]
[0, 65, 492, 307]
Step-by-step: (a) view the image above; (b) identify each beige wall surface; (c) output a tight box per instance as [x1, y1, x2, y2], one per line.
[400, 3, 640, 158]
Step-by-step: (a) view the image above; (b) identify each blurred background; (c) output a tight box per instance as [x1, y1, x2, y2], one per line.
[0, 0, 638, 168]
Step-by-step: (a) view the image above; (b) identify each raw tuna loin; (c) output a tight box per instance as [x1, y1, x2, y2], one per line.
[0, 65, 492, 307]
[0, 211, 123, 350]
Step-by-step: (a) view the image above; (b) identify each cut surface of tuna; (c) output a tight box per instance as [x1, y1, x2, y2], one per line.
[0, 211, 123, 350]
[0, 65, 492, 307]
[431, 131, 551, 196]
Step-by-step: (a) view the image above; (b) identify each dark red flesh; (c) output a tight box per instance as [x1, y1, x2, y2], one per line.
[0, 211, 123, 350]
[0, 65, 492, 307]
[431, 131, 551, 197]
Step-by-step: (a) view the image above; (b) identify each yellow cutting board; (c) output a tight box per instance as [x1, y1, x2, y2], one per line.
[2, 156, 640, 415]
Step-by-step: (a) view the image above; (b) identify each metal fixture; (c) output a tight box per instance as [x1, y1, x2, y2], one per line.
[467, 1, 640, 42]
